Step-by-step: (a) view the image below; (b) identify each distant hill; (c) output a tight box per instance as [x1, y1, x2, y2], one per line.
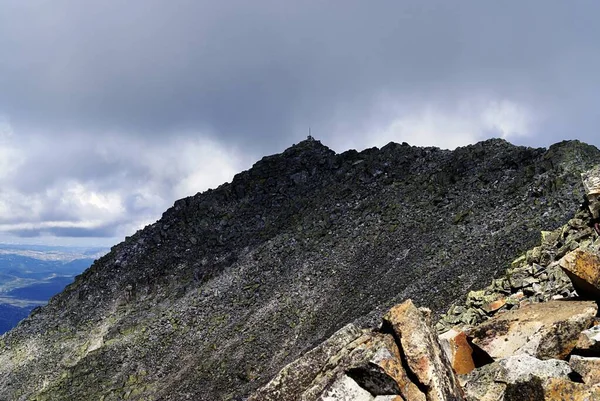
[0, 304, 31, 334]
[0, 139, 599, 400]
[0, 246, 105, 334]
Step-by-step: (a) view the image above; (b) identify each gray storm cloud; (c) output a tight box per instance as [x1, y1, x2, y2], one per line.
[0, 0, 599, 242]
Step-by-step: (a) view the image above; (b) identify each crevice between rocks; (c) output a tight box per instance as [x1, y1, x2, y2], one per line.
[347, 364, 402, 396]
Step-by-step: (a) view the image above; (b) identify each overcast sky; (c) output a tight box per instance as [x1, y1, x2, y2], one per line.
[0, 0, 599, 246]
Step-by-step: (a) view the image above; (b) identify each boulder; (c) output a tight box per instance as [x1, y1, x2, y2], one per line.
[569, 355, 600, 385]
[582, 166, 600, 219]
[439, 329, 475, 375]
[559, 249, 600, 299]
[248, 324, 365, 401]
[383, 300, 464, 401]
[319, 376, 406, 401]
[342, 333, 425, 401]
[496, 355, 572, 383]
[250, 324, 425, 401]
[320, 375, 374, 401]
[468, 300, 597, 360]
[460, 355, 571, 401]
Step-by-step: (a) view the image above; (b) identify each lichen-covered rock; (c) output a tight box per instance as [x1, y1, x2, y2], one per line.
[248, 324, 364, 401]
[569, 355, 600, 385]
[468, 300, 597, 360]
[383, 300, 464, 401]
[437, 209, 590, 334]
[541, 378, 600, 400]
[460, 355, 571, 401]
[582, 165, 600, 219]
[319, 375, 374, 401]
[250, 323, 425, 401]
[560, 248, 600, 299]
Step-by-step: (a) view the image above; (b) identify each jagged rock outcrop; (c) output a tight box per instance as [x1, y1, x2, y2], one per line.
[251, 300, 462, 401]
[437, 208, 594, 332]
[0, 138, 599, 400]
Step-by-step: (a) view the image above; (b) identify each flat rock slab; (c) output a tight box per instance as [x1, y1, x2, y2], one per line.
[460, 355, 571, 401]
[468, 300, 597, 360]
[560, 249, 600, 299]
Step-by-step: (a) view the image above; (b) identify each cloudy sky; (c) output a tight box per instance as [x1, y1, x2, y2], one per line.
[0, 0, 599, 246]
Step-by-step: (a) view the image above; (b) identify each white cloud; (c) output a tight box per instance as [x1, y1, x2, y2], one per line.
[332, 98, 539, 151]
[0, 121, 250, 243]
[481, 100, 536, 140]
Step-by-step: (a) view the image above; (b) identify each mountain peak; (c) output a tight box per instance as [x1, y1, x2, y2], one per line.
[2, 139, 600, 400]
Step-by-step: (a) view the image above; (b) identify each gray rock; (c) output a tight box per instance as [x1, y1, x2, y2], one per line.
[496, 355, 572, 383]
[461, 355, 571, 401]
[569, 355, 600, 385]
[582, 166, 600, 219]
[318, 375, 375, 401]
[574, 324, 600, 353]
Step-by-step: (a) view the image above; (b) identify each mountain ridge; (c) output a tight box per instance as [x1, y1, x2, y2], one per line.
[1, 138, 599, 400]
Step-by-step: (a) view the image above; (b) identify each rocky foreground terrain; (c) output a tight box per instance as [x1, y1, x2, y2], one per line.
[250, 166, 600, 400]
[0, 138, 599, 400]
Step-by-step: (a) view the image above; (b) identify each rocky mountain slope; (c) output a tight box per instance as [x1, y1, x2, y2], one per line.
[252, 166, 600, 400]
[0, 138, 599, 400]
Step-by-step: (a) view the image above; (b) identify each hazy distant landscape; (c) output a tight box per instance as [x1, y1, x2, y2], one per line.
[0, 244, 108, 334]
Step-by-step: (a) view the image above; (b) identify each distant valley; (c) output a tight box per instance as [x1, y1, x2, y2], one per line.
[0, 244, 108, 334]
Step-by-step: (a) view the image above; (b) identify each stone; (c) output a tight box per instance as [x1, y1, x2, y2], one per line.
[503, 377, 545, 401]
[508, 267, 530, 289]
[582, 166, 600, 219]
[248, 324, 365, 401]
[575, 324, 600, 352]
[346, 333, 425, 401]
[559, 249, 600, 299]
[541, 378, 600, 400]
[511, 254, 527, 270]
[460, 355, 571, 401]
[383, 300, 465, 401]
[482, 297, 506, 313]
[468, 300, 597, 360]
[496, 355, 572, 383]
[250, 324, 425, 401]
[569, 355, 600, 385]
[320, 375, 374, 401]
[439, 329, 475, 375]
